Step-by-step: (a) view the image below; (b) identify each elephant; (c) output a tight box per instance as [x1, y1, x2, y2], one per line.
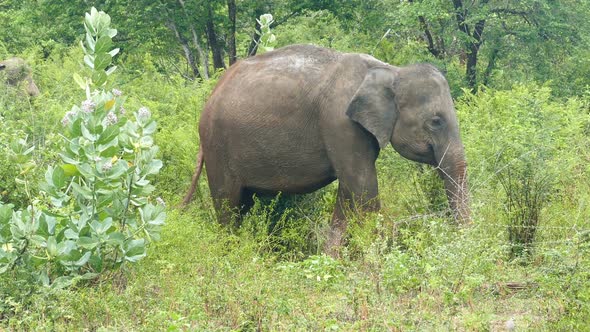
[0, 57, 40, 97]
[183, 44, 469, 256]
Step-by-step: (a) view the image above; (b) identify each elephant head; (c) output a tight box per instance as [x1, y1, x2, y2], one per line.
[0, 57, 40, 97]
[346, 64, 469, 221]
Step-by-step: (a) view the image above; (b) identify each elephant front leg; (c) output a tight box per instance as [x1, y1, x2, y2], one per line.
[324, 176, 380, 258]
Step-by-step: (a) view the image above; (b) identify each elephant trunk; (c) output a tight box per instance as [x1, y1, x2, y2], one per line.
[435, 143, 470, 222]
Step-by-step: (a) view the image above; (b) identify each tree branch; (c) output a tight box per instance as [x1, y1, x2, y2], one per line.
[452, 0, 470, 36]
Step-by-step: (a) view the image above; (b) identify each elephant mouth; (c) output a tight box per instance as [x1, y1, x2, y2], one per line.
[427, 143, 438, 166]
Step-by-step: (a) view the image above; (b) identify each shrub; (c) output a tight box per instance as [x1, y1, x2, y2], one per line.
[457, 84, 589, 258]
[0, 8, 165, 291]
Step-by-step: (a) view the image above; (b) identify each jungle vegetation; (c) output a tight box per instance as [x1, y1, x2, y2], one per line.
[1, 0, 590, 330]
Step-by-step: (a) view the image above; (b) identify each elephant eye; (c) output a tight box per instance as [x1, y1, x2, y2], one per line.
[428, 116, 445, 130]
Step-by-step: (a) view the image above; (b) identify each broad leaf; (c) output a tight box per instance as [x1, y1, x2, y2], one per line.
[94, 53, 112, 72]
[97, 125, 119, 145]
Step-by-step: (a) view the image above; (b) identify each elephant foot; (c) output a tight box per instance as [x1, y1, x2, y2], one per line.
[324, 227, 345, 259]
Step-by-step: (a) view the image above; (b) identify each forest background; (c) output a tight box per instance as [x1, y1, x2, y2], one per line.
[1, 0, 590, 330]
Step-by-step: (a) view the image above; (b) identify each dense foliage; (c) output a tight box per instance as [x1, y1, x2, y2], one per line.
[0, 8, 165, 291]
[0, 1, 589, 330]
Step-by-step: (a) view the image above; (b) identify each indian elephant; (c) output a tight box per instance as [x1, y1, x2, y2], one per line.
[183, 44, 469, 256]
[0, 57, 40, 97]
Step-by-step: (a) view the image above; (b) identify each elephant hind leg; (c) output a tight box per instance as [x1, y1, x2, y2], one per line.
[211, 184, 253, 227]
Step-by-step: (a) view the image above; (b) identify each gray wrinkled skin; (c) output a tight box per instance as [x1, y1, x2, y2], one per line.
[184, 44, 469, 257]
[0, 57, 40, 97]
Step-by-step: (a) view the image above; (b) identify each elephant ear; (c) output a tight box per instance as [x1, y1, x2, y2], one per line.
[346, 66, 397, 149]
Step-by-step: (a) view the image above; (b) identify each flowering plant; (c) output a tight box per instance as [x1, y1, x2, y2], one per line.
[0, 8, 165, 288]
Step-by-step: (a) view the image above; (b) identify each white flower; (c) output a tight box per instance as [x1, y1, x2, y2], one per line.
[105, 111, 118, 125]
[259, 14, 273, 26]
[138, 107, 151, 119]
[102, 161, 113, 172]
[81, 99, 96, 113]
[112, 88, 122, 97]
[156, 197, 166, 207]
[61, 110, 77, 126]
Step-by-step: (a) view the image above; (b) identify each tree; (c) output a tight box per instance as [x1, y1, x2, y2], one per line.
[227, 0, 237, 65]
[392, 0, 590, 91]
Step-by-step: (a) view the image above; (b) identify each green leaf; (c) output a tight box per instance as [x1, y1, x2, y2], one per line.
[85, 11, 96, 34]
[76, 163, 95, 179]
[73, 73, 88, 90]
[106, 232, 125, 246]
[140, 204, 166, 226]
[85, 31, 96, 52]
[0, 203, 13, 224]
[91, 218, 112, 235]
[107, 160, 128, 180]
[81, 272, 99, 280]
[97, 125, 119, 145]
[144, 160, 163, 176]
[78, 236, 99, 250]
[84, 54, 94, 69]
[81, 123, 96, 142]
[107, 28, 117, 38]
[124, 239, 146, 262]
[139, 136, 153, 148]
[74, 251, 91, 267]
[92, 71, 107, 87]
[142, 121, 157, 135]
[89, 253, 104, 272]
[61, 164, 80, 176]
[94, 53, 112, 72]
[94, 35, 113, 54]
[38, 214, 56, 237]
[52, 165, 67, 189]
[99, 145, 119, 157]
[57, 240, 76, 257]
[64, 229, 79, 240]
[51, 276, 74, 290]
[71, 118, 83, 137]
[96, 12, 111, 36]
[47, 236, 58, 257]
[71, 182, 93, 200]
[105, 65, 117, 76]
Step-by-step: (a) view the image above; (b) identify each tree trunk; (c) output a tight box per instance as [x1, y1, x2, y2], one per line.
[177, 0, 209, 79]
[482, 45, 500, 87]
[227, 0, 237, 65]
[165, 20, 200, 78]
[246, 7, 264, 57]
[206, 2, 226, 70]
[451, 0, 488, 91]
[465, 44, 479, 89]
[408, 0, 443, 59]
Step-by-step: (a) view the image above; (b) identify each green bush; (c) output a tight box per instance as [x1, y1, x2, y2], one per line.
[457, 84, 590, 256]
[0, 8, 165, 295]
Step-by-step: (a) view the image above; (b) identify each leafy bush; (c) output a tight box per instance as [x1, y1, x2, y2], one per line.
[458, 84, 589, 257]
[0, 8, 165, 291]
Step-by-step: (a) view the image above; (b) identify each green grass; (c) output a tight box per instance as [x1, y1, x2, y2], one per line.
[3, 186, 589, 331]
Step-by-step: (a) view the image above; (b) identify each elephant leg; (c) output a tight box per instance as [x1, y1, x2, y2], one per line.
[209, 181, 248, 227]
[325, 167, 380, 258]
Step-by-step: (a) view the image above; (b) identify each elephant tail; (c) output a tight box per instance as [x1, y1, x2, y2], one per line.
[182, 146, 204, 207]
